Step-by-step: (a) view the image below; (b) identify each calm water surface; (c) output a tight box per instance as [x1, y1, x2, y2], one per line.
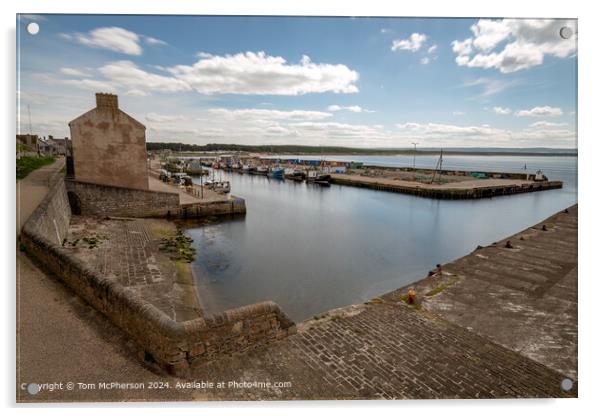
[187, 155, 577, 322]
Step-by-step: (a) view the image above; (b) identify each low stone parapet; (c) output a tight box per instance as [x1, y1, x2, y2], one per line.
[65, 179, 246, 219]
[20, 178, 289, 376]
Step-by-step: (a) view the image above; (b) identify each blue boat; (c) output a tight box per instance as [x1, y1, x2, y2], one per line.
[269, 167, 284, 178]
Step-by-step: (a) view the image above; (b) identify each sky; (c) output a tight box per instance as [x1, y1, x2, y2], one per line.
[17, 14, 577, 148]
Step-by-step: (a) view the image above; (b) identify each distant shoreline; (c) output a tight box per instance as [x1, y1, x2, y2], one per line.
[264, 151, 579, 157]
[147, 142, 577, 158]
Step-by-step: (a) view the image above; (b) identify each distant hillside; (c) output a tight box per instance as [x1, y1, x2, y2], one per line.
[146, 142, 578, 157]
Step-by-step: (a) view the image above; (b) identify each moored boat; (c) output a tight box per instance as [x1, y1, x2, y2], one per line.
[269, 167, 284, 178]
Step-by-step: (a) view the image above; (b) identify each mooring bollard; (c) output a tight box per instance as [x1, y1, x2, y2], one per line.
[407, 288, 417, 304]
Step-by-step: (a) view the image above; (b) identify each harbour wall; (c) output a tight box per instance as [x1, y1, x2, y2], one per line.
[357, 164, 543, 180]
[20, 177, 294, 376]
[21, 175, 72, 246]
[330, 176, 563, 200]
[65, 179, 246, 218]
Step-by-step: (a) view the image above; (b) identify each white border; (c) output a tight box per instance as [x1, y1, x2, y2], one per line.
[2, 1, 599, 415]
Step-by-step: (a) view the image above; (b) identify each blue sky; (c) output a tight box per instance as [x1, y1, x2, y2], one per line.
[17, 14, 577, 148]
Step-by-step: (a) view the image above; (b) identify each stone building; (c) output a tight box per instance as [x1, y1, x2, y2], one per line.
[69, 93, 149, 190]
[48, 135, 68, 156]
[17, 134, 39, 153]
[37, 137, 55, 156]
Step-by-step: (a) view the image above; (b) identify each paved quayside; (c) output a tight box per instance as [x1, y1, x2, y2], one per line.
[18, 201, 577, 401]
[383, 205, 578, 380]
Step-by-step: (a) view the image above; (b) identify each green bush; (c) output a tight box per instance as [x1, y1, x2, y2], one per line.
[16, 156, 55, 180]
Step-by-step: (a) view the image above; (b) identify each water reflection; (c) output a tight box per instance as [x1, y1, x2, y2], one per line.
[186, 155, 577, 322]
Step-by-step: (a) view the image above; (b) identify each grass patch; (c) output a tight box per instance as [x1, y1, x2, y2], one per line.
[159, 230, 196, 262]
[16, 156, 55, 180]
[425, 286, 446, 297]
[400, 294, 422, 310]
[62, 234, 108, 249]
[425, 275, 460, 297]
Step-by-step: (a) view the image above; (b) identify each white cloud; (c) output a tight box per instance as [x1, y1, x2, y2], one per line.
[17, 91, 50, 105]
[428, 45, 438, 54]
[64, 27, 143, 55]
[530, 121, 568, 128]
[125, 89, 151, 97]
[145, 113, 186, 122]
[52, 52, 359, 97]
[451, 19, 577, 73]
[380, 28, 393, 34]
[396, 122, 507, 138]
[451, 38, 473, 63]
[391, 33, 427, 52]
[493, 106, 512, 114]
[143, 36, 167, 46]
[460, 77, 520, 98]
[515, 106, 563, 117]
[98, 60, 191, 93]
[470, 19, 513, 52]
[420, 57, 430, 65]
[289, 121, 384, 139]
[61, 26, 168, 56]
[394, 121, 575, 147]
[327, 105, 374, 113]
[452, 111, 465, 116]
[59, 67, 91, 77]
[208, 108, 333, 121]
[58, 78, 116, 92]
[265, 125, 292, 135]
[167, 52, 359, 95]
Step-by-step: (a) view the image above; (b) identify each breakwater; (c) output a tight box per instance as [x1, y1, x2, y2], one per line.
[330, 174, 562, 199]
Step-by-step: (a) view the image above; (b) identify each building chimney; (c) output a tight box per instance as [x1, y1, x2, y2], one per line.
[95, 93, 118, 111]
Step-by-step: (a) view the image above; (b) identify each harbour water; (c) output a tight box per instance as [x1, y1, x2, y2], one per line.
[187, 154, 577, 322]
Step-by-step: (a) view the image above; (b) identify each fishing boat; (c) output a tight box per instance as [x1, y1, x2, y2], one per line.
[214, 181, 231, 194]
[255, 165, 269, 175]
[307, 170, 331, 185]
[159, 169, 171, 182]
[203, 180, 231, 194]
[269, 167, 284, 178]
[172, 172, 188, 185]
[285, 168, 306, 181]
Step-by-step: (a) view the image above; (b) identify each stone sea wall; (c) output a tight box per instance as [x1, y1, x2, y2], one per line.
[21, 175, 72, 246]
[66, 180, 180, 217]
[65, 179, 246, 218]
[21, 178, 290, 376]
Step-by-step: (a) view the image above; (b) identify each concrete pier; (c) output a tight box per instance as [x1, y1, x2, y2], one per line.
[383, 204, 578, 379]
[330, 173, 563, 199]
